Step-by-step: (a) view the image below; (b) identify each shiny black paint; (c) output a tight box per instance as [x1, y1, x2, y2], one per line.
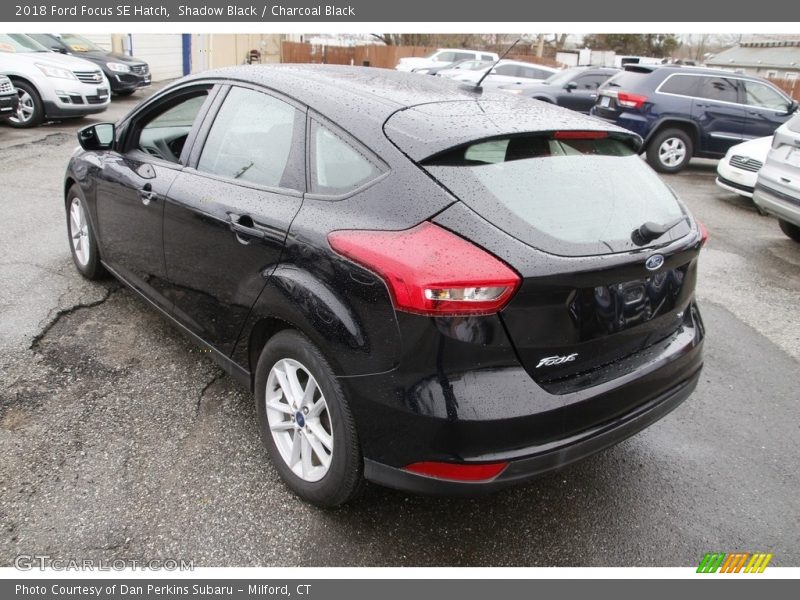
[65, 66, 705, 493]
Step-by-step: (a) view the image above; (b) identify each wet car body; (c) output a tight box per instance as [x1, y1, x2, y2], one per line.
[65, 65, 705, 498]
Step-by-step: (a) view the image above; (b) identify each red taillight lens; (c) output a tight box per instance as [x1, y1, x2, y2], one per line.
[617, 92, 648, 109]
[328, 222, 521, 316]
[554, 130, 609, 140]
[403, 461, 509, 482]
[698, 220, 708, 246]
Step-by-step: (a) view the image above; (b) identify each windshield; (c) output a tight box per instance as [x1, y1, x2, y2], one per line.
[0, 34, 49, 53]
[424, 134, 689, 256]
[59, 34, 105, 53]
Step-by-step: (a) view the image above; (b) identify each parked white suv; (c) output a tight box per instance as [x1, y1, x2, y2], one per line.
[0, 33, 110, 128]
[395, 48, 499, 72]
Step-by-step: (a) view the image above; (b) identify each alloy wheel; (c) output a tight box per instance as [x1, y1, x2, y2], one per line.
[265, 358, 333, 482]
[69, 197, 90, 267]
[10, 90, 35, 125]
[658, 137, 687, 168]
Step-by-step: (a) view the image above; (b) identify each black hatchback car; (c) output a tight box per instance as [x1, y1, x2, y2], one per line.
[65, 65, 705, 506]
[591, 64, 797, 173]
[28, 33, 150, 96]
[499, 66, 618, 113]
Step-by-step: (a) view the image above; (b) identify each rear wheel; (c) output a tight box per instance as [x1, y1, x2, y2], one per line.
[646, 128, 693, 173]
[779, 219, 800, 242]
[7, 80, 44, 128]
[254, 330, 363, 506]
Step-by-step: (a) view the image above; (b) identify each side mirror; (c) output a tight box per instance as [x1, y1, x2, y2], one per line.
[565, 81, 578, 91]
[787, 100, 799, 115]
[78, 123, 115, 151]
[53, 46, 68, 54]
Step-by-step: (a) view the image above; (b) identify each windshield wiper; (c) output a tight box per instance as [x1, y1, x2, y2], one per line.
[631, 215, 687, 246]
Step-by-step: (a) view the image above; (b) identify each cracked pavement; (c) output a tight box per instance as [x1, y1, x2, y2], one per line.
[1, 97, 799, 566]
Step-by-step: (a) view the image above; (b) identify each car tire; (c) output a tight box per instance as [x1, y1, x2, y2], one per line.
[646, 128, 693, 173]
[66, 184, 107, 280]
[7, 80, 44, 128]
[778, 219, 800, 242]
[254, 330, 363, 507]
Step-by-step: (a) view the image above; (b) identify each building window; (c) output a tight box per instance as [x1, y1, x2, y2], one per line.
[765, 70, 778, 79]
[785, 72, 798, 82]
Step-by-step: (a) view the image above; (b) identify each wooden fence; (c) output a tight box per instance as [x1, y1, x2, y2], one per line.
[280, 41, 562, 70]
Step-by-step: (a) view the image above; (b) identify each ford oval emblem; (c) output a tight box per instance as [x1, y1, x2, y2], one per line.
[645, 254, 665, 271]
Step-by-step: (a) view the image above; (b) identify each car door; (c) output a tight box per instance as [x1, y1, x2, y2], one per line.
[691, 75, 748, 155]
[93, 85, 215, 312]
[559, 72, 608, 112]
[161, 84, 306, 356]
[741, 79, 796, 139]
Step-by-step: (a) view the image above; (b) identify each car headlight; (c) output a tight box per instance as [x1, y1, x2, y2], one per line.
[106, 62, 131, 73]
[35, 64, 76, 80]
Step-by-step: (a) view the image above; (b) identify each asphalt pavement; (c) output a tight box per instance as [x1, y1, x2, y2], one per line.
[0, 90, 798, 567]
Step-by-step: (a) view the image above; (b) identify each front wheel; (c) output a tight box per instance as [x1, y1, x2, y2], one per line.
[7, 80, 44, 128]
[254, 330, 363, 506]
[646, 128, 693, 173]
[66, 185, 106, 279]
[779, 219, 800, 242]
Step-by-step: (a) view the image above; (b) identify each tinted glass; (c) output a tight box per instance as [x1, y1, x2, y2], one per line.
[435, 52, 456, 62]
[311, 122, 382, 195]
[602, 69, 650, 91]
[424, 135, 687, 256]
[696, 76, 739, 103]
[58, 34, 105, 53]
[744, 81, 790, 110]
[452, 52, 474, 61]
[574, 74, 608, 90]
[136, 93, 208, 163]
[198, 87, 300, 189]
[659, 74, 699, 96]
[0, 33, 49, 53]
[481, 54, 494, 61]
[495, 65, 518, 76]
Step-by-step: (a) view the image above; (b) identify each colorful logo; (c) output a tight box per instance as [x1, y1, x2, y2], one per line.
[697, 552, 773, 573]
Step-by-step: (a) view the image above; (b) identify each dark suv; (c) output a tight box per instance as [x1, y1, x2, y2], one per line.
[591, 65, 798, 173]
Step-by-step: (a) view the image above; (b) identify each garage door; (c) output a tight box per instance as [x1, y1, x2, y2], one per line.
[130, 34, 184, 81]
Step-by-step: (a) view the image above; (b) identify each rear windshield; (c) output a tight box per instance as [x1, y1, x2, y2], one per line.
[423, 134, 689, 256]
[602, 69, 650, 90]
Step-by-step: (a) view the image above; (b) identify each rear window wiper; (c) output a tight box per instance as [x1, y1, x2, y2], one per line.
[631, 215, 687, 246]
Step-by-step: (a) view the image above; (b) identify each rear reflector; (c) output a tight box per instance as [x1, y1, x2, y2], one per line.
[698, 220, 708, 246]
[328, 222, 521, 316]
[554, 130, 609, 140]
[617, 92, 648, 109]
[403, 461, 509, 482]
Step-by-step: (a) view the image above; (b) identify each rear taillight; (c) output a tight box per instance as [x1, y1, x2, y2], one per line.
[328, 222, 521, 316]
[403, 461, 509, 482]
[617, 92, 648, 109]
[698, 220, 708, 246]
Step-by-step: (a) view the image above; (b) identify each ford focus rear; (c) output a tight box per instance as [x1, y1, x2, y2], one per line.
[64, 65, 705, 506]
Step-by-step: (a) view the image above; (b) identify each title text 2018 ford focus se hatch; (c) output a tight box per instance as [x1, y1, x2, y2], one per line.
[64, 65, 706, 506]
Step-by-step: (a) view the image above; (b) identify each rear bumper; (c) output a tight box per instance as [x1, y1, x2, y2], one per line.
[365, 365, 700, 495]
[344, 302, 704, 494]
[753, 182, 800, 225]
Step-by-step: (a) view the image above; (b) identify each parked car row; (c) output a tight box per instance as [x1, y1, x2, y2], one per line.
[0, 33, 150, 128]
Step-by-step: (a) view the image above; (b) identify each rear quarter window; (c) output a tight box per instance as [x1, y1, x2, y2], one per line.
[310, 121, 384, 196]
[659, 74, 699, 96]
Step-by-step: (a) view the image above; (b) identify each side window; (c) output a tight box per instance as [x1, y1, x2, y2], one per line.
[519, 67, 541, 79]
[744, 81, 790, 110]
[311, 121, 382, 195]
[452, 52, 474, 61]
[575, 74, 608, 90]
[134, 92, 208, 163]
[434, 52, 455, 63]
[696, 76, 739, 103]
[494, 64, 519, 77]
[659, 74, 699, 96]
[197, 86, 302, 190]
[481, 54, 495, 61]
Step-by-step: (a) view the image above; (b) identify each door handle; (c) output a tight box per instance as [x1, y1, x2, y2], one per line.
[139, 183, 157, 206]
[228, 213, 265, 243]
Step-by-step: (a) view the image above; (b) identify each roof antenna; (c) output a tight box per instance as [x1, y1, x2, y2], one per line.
[469, 38, 523, 93]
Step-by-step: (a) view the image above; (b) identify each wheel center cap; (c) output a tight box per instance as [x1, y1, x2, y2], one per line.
[295, 412, 305, 428]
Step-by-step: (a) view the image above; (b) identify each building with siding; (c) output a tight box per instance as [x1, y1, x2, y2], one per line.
[706, 41, 800, 83]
